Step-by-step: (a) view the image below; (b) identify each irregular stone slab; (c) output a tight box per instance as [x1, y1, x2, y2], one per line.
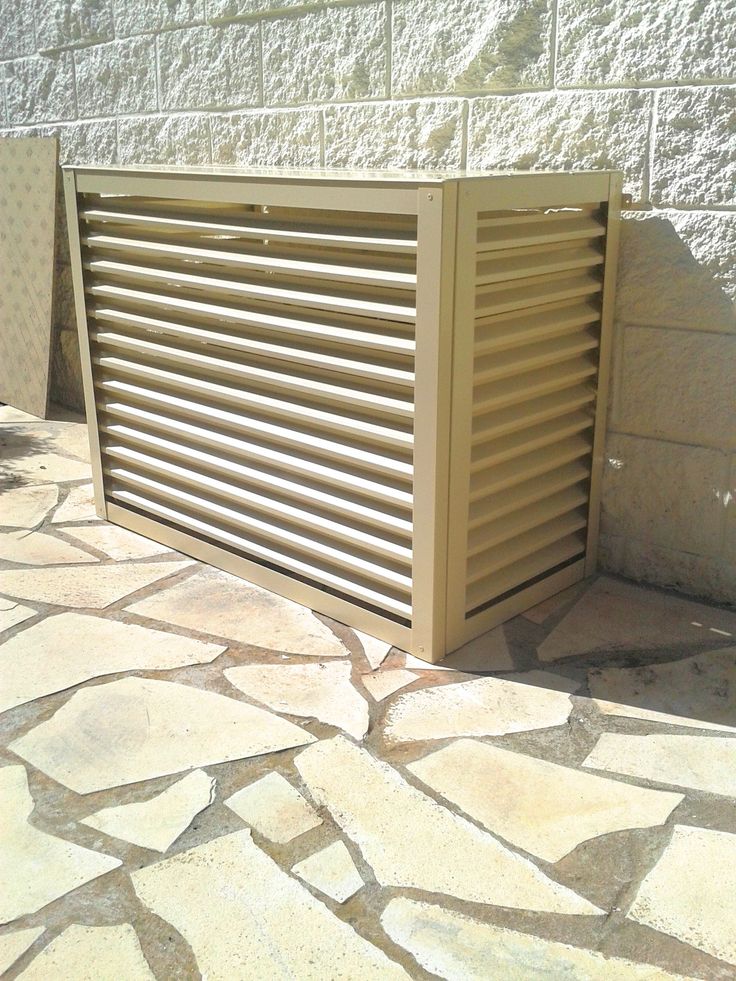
[0, 406, 40, 424]
[225, 772, 322, 844]
[226, 662, 369, 740]
[50, 424, 91, 463]
[0, 612, 226, 715]
[628, 825, 736, 966]
[11, 677, 316, 794]
[64, 523, 172, 560]
[0, 452, 91, 485]
[382, 898, 690, 981]
[403, 652, 455, 671]
[131, 829, 409, 978]
[0, 559, 192, 608]
[440, 626, 514, 672]
[505, 670, 582, 694]
[16, 924, 154, 980]
[0, 484, 57, 528]
[384, 675, 573, 743]
[292, 841, 363, 904]
[0, 597, 35, 633]
[589, 649, 736, 733]
[538, 577, 736, 661]
[127, 565, 348, 656]
[81, 769, 216, 852]
[408, 740, 683, 863]
[0, 765, 120, 924]
[583, 733, 736, 798]
[354, 629, 391, 669]
[51, 483, 96, 523]
[296, 737, 601, 914]
[361, 669, 417, 702]
[403, 626, 513, 673]
[0, 529, 97, 566]
[0, 927, 44, 975]
[522, 582, 586, 624]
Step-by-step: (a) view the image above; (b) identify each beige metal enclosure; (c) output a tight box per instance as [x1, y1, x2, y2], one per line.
[64, 165, 621, 662]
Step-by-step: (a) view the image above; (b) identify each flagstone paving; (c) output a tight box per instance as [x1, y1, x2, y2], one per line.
[296, 736, 602, 914]
[584, 732, 736, 797]
[361, 668, 418, 701]
[50, 482, 96, 523]
[80, 770, 216, 852]
[407, 739, 683, 863]
[225, 661, 370, 740]
[0, 928, 45, 976]
[381, 898, 692, 981]
[627, 826, 736, 967]
[0, 766, 120, 923]
[0, 597, 35, 633]
[224, 771, 322, 844]
[589, 649, 736, 733]
[127, 565, 349, 656]
[15, 924, 155, 981]
[0, 409, 734, 980]
[383, 674, 575, 742]
[0, 528, 97, 566]
[0, 559, 192, 608]
[292, 841, 364, 904]
[11, 677, 316, 793]
[0, 484, 58, 528]
[63, 523, 173, 561]
[0, 613, 225, 714]
[131, 830, 410, 979]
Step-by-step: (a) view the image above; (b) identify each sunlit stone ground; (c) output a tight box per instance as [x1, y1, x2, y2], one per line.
[1, 404, 734, 980]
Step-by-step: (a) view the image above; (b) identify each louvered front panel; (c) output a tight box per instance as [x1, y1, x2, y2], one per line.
[66, 167, 620, 662]
[464, 203, 607, 618]
[78, 193, 418, 625]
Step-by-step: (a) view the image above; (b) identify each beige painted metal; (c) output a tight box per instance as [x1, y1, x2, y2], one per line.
[65, 166, 620, 662]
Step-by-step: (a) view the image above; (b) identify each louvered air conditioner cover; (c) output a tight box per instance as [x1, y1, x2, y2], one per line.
[64, 165, 621, 663]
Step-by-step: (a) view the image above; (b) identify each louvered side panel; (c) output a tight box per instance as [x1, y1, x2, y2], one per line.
[462, 202, 609, 621]
[77, 189, 418, 627]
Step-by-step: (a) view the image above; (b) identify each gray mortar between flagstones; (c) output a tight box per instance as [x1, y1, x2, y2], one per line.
[1, 411, 735, 980]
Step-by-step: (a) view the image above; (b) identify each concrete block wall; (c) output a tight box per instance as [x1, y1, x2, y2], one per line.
[1, 0, 734, 604]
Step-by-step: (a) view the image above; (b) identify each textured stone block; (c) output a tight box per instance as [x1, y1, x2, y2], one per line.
[392, 0, 552, 96]
[557, 0, 736, 85]
[0, 2, 36, 58]
[209, 0, 312, 17]
[600, 535, 736, 608]
[4, 54, 76, 125]
[35, 0, 114, 51]
[37, 119, 117, 165]
[114, 0, 205, 37]
[159, 24, 260, 111]
[118, 114, 211, 165]
[263, 5, 386, 106]
[614, 327, 736, 450]
[652, 87, 736, 207]
[468, 89, 651, 199]
[615, 211, 736, 332]
[325, 99, 463, 168]
[75, 38, 157, 117]
[211, 110, 321, 167]
[601, 434, 728, 557]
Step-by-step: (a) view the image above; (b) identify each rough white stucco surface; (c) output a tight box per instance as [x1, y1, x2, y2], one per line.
[0, 0, 733, 604]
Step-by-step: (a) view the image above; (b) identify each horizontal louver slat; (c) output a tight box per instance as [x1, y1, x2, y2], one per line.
[465, 199, 606, 618]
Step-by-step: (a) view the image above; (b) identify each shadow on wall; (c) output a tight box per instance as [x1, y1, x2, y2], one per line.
[615, 212, 735, 331]
[601, 211, 736, 605]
